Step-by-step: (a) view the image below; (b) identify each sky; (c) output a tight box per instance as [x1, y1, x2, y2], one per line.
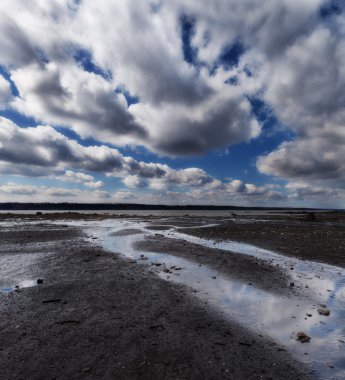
[0, 0, 344, 207]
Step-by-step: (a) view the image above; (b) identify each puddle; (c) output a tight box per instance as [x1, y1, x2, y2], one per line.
[1, 279, 39, 293]
[109, 228, 143, 236]
[0, 223, 52, 295]
[144, 225, 173, 231]
[75, 219, 345, 379]
[161, 230, 345, 303]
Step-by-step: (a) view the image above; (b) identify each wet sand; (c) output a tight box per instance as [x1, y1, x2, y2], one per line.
[1, 211, 343, 379]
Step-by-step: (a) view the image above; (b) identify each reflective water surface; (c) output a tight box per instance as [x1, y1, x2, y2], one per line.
[0, 251, 46, 293]
[1, 279, 39, 293]
[79, 219, 345, 380]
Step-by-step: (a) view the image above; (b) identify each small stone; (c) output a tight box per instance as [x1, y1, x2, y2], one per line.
[37, 279, 44, 284]
[318, 307, 330, 316]
[306, 313, 312, 317]
[289, 282, 295, 287]
[297, 332, 311, 343]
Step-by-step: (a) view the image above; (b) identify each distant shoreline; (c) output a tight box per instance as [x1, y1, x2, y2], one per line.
[0, 202, 323, 211]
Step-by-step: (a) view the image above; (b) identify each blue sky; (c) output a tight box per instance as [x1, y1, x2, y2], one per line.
[0, 0, 344, 207]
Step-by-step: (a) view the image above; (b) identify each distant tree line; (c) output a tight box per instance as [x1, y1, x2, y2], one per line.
[0, 202, 312, 211]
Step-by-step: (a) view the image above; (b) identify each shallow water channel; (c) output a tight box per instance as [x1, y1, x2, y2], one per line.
[76, 218, 345, 380]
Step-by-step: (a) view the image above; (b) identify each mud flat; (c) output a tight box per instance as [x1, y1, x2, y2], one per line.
[179, 211, 345, 267]
[1, 211, 344, 379]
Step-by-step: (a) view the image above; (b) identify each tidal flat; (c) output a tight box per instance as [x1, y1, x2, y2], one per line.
[0, 210, 344, 379]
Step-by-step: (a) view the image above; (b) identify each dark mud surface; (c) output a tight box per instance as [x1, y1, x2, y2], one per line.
[180, 212, 345, 268]
[0, 222, 310, 380]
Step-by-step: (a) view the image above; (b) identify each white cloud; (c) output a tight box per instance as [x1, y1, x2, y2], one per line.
[0, 0, 344, 204]
[0, 116, 287, 204]
[0, 116, 125, 174]
[0, 183, 41, 195]
[84, 181, 104, 189]
[0, 0, 264, 155]
[0, 182, 112, 202]
[56, 170, 93, 183]
[11, 62, 146, 145]
[123, 175, 148, 189]
[55, 170, 104, 189]
[257, 135, 345, 188]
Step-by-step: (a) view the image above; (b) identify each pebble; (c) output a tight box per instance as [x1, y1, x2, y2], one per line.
[297, 332, 311, 343]
[318, 307, 330, 316]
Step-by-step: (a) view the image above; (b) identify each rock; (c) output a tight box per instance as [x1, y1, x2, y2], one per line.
[59, 320, 81, 325]
[318, 307, 330, 316]
[289, 282, 294, 287]
[42, 299, 62, 304]
[297, 332, 311, 343]
[238, 341, 252, 347]
[37, 279, 44, 284]
[305, 212, 316, 221]
[306, 313, 312, 317]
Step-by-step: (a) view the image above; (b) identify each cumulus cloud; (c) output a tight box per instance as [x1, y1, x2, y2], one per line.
[0, 0, 264, 156]
[0, 179, 285, 206]
[263, 27, 345, 134]
[0, 0, 344, 204]
[0, 183, 41, 196]
[55, 170, 104, 189]
[131, 89, 260, 155]
[121, 164, 215, 190]
[283, 181, 345, 207]
[0, 182, 112, 202]
[122, 175, 148, 189]
[255, 10, 345, 192]
[257, 137, 345, 183]
[11, 62, 147, 145]
[0, 117, 125, 174]
[0, 116, 284, 203]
